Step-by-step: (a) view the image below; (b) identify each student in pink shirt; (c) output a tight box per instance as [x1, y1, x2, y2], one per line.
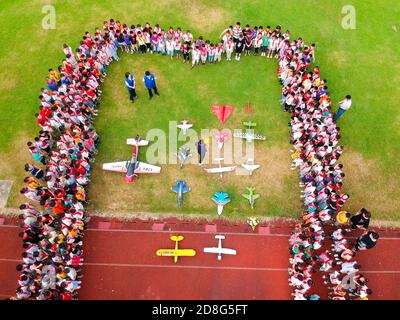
[200, 44, 208, 64]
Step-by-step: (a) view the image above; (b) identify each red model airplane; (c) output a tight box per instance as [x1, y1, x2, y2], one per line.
[102, 136, 161, 183]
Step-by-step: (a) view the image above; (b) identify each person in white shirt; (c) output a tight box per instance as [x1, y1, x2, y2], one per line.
[191, 46, 200, 68]
[334, 95, 352, 121]
[225, 39, 234, 61]
[166, 37, 175, 59]
[340, 261, 360, 274]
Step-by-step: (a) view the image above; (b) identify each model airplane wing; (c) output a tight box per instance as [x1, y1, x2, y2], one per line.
[171, 186, 180, 193]
[242, 194, 251, 200]
[203, 247, 237, 255]
[126, 139, 149, 146]
[177, 124, 193, 130]
[134, 162, 161, 174]
[204, 166, 236, 174]
[253, 194, 260, 200]
[220, 248, 237, 255]
[234, 132, 266, 140]
[156, 249, 196, 257]
[171, 186, 190, 193]
[203, 247, 219, 254]
[102, 161, 128, 173]
[242, 164, 261, 172]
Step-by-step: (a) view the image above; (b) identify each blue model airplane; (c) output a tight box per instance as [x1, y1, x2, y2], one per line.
[211, 192, 231, 216]
[171, 180, 190, 208]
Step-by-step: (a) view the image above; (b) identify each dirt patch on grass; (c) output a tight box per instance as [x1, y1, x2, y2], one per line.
[329, 49, 347, 68]
[340, 150, 400, 220]
[185, 1, 228, 29]
[0, 75, 17, 93]
[179, 0, 229, 32]
[0, 132, 33, 207]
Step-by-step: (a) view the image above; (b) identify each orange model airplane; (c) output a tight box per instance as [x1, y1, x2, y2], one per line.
[156, 235, 196, 263]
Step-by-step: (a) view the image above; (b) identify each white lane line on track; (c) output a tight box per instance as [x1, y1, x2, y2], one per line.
[1, 259, 400, 273]
[86, 228, 290, 237]
[0, 224, 290, 237]
[0, 258, 286, 271]
[85, 228, 400, 240]
[1, 225, 399, 240]
[85, 262, 288, 272]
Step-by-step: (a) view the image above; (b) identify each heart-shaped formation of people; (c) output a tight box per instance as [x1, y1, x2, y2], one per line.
[17, 19, 378, 300]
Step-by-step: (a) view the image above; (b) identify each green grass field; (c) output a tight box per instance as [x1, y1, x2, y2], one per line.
[0, 0, 399, 221]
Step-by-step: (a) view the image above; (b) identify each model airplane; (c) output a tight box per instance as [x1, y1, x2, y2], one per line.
[156, 235, 196, 263]
[211, 191, 231, 216]
[214, 130, 230, 150]
[176, 146, 192, 168]
[171, 180, 190, 208]
[233, 121, 266, 143]
[177, 120, 193, 136]
[204, 158, 236, 179]
[247, 217, 261, 231]
[242, 186, 260, 209]
[211, 105, 234, 124]
[102, 136, 161, 183]
[241, 158, 261, 176]
[203, 235, 237, 260]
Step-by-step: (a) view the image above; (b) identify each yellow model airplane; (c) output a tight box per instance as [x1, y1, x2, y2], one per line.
[156, 235, 196, 263]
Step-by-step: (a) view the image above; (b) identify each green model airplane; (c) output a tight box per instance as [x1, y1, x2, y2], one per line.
[241, 187, 260, 209]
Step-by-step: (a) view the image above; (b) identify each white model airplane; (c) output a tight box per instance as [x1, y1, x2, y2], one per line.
[177, 120, 193, 136]
[233, 121, 266, 143]
[204, 158, 236, 179]
[176, 146, 192, 168]
[241, 158, 261, 176]
[102, 136, 161, 183]
[203, 235, 237, 261]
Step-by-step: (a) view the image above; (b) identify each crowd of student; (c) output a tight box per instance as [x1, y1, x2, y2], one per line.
[274, 30, 379, 299]
[15, 19, 378, 299]
[15, 26, 112, 299]
[97, 20, 313, 67]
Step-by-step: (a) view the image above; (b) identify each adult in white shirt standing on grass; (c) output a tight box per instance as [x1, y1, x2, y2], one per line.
[334, 95, 352, 121]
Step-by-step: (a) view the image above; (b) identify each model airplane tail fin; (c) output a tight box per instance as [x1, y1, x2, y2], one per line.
[171, 235, 184, 242]
[215, 235, 225, 240]
[127, 138, 149, 147]
[214, 157, 224, 162]
[247, 187, 255, 193]
[243, 121, 257, 127]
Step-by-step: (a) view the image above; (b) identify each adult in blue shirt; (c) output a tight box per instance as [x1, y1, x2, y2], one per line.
[125, 72, 137, 103]
[142, 70, 160, 99]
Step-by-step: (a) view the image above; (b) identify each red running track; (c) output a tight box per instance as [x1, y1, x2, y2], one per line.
[0, 218, 400, 300]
